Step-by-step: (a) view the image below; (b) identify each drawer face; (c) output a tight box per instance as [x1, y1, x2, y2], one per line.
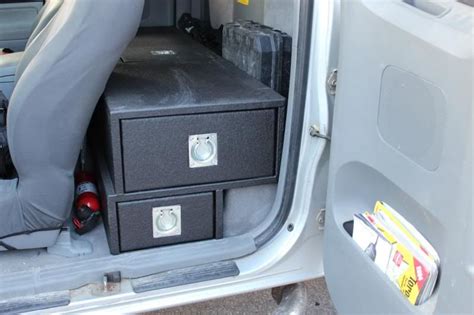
[121, 109, 277, 192]
[117, 192, 215, 252]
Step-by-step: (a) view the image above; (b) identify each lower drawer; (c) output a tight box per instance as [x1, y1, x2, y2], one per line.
[117, 192, 216, 252]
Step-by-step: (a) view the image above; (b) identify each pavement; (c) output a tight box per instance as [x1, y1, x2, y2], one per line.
[153, 277, 337, 315]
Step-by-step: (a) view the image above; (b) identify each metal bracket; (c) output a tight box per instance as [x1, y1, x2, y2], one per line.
[327, 69, 338, 96]
[309, 125, 331, 141]
[317, 209, 326, 230]
[102, 271, 122, 294]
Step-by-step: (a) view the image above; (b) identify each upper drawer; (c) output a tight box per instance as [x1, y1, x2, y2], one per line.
[121, 109, 279, 193]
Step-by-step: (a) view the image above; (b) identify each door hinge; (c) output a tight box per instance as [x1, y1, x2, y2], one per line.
[317, 208, 326, 230]
[327, 69, 338, 96]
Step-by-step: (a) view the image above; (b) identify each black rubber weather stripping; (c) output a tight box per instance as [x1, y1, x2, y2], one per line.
[254, 0, 315, 248]
[0, 292, 70, 314]
[132, 261, 240, 293]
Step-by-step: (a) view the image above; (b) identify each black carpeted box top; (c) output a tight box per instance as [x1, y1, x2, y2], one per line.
[104, 27, 285, 120]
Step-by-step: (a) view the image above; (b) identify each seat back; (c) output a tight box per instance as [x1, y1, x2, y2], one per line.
[0, 0, 144, 241]
[26, 0, 64, 48]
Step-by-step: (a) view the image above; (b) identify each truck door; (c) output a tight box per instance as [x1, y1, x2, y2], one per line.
[324, 0, 473, 313]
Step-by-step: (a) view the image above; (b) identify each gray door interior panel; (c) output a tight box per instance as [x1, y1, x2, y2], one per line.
[0, 1, 42, 51]
[324, 0, 472, 314]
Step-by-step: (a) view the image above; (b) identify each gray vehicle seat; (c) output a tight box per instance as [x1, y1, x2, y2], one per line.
[0, 0, 144, 250]
[26, 0, 65, 49]
[0, 0, 64, 99]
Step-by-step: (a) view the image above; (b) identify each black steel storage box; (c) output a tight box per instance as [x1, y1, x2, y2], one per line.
[93, 28, 286, 254]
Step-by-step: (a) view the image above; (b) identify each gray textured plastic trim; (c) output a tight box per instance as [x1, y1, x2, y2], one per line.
[0, 291, 70, 314]
[132, 261, 240, 293]
[0, 233, 256, 298]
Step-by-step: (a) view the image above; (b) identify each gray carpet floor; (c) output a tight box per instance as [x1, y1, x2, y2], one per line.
[153, 277, 337, 315]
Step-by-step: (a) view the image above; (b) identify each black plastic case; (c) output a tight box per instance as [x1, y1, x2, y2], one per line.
[223, 21, 292, 97]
